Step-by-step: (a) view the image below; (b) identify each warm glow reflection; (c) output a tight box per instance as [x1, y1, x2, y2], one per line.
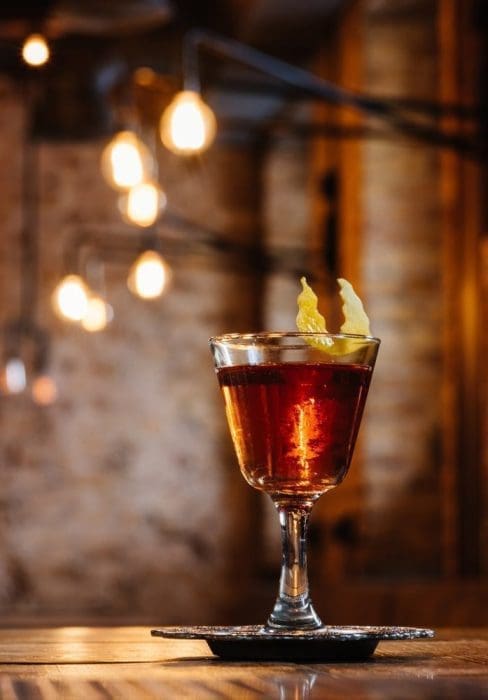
[127, 250, 171, 299]
[133, 66, 157, 87]
[32, 375, 58, 406]
[22, 34, 50, 67]
[81, 295, 113, 332]
[101, 131, 151, 191]
[2, 358, 27, 395]
[52, 274, 89, 322]
[160, 90, 217, 155]
[121, 180, 166, 227]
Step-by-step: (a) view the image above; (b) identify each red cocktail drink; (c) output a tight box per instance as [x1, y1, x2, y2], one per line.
[211, 332, 379, 629]
[218, 362, 371, 498]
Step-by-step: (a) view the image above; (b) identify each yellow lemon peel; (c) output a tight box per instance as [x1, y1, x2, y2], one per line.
[296, 277, 327, 333]
[296, 277, 371, 354]
[296, 277, 335, 351]
[338, 278, 371, 336]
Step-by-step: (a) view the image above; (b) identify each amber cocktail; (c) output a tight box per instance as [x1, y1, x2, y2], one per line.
[211, 332, 379, 630]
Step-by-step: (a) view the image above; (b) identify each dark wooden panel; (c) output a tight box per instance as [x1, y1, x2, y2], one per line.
[438, 0, 484, 575]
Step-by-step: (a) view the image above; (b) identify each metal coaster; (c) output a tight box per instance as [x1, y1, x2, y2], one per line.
[151, 625, 434, 661]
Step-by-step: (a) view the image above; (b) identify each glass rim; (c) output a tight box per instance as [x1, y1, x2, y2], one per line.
[210, 331, 381, 345]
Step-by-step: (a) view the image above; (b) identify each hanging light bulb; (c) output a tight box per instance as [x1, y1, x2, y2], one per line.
[160, 90, 217, 156]
[52, 274, 89, 322]
[1, 358, 27, 395]
[81, 294, 114, 333]
[31, 374, 58, 406]
[127, 250, 171, 300]
[100, 130, 152, 191]
[119, 180, 166, 228]
[22, 34, 50, 67]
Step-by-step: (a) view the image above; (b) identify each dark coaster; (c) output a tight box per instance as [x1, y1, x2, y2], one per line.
[151, 624, 434, 661]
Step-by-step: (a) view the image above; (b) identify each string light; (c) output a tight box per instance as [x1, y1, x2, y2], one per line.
[160, 90, 217, 155]
[127, 250, 171, 300]
[1, 358, 27, 395]
[81, 294, 114, 333]
[31, 374, 58, 405]
[52, 274, 89, 322]
[100, 130, 152, 191]
[21, 34, 50, 67]
[119, 180, 166, 228]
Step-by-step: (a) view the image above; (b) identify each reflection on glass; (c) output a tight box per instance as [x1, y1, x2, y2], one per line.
[273, 670, 318, 700]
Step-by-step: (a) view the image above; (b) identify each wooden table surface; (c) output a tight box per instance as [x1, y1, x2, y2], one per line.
[0, 626, 486, 699]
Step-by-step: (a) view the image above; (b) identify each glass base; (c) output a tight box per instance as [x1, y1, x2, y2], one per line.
[266, 594, 323, 630]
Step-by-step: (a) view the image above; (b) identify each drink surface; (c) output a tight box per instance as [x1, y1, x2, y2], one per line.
[218, 362, 372, 497]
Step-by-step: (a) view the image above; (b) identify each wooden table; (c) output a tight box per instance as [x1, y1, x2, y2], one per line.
[0, 627, 486, 698]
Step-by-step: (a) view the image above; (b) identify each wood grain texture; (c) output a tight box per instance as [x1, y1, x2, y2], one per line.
[0, 627, 486, 699]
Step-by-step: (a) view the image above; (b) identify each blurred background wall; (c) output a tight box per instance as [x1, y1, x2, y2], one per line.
[0, 0, 486, 626]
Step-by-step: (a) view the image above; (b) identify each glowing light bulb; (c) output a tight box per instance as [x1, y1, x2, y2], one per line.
[127, 250, 171, 300]
[120, 180, 166, 228]
[32, 374, 58, 406]
[22, 34, 50, 67]
[160, 90, 217, 155]
[52, 274, 89, 322]
[100, 131, 152, 191]
[81, 295, 113, 333]
[2, 358, 27, 395]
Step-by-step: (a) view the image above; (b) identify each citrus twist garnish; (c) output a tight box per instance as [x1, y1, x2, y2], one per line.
[296, 277, 327, 333]
[296, 277, 334, 351]
[296, 276, 371, 354]
[338, 278, 371, 336]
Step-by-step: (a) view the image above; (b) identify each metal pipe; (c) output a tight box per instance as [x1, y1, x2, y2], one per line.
[184, 29, 482, 158]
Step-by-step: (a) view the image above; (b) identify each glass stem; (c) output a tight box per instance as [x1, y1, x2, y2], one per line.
[267, 499, 323, 630]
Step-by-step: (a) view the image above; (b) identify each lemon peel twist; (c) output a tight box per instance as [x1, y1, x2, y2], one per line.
[296, 277, 371, 354]
[296, 277, 327, 333]
[338, 278, 371, 336]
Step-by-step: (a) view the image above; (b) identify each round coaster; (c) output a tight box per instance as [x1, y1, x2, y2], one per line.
[151, 624, 434, 661]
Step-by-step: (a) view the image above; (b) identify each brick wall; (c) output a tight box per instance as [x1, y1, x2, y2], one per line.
[0, 77, 264, 621]
[360, 0, 444, 576]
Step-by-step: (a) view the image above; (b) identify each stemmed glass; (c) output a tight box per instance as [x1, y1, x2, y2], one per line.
[210, 332, 380, 631]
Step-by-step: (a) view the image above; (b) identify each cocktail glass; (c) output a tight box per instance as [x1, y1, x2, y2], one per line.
[210, 332, 380, 630]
